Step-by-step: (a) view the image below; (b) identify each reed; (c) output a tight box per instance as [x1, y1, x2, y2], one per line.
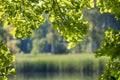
[15, 53, 109, 74]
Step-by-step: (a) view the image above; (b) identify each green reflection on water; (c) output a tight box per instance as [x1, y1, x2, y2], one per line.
[10, 72, 99, 80]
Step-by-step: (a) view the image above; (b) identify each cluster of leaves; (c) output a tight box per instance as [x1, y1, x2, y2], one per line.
[96, 0, 120, 79]
[99, 60, 120, 80]
[0, 40, 15, 80]
[0, 0, 94, 48]
[96, 29, 120, 60]
[48, 0, 93, 48]
[96, 29, 120, 80]
[0, 0, 45, 38]
[97, 0, 120, 19]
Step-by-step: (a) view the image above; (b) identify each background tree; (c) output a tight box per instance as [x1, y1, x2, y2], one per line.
[31, 20, 68, 54]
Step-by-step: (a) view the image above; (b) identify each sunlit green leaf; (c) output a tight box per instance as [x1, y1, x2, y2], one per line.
[8, 68, 16, 75]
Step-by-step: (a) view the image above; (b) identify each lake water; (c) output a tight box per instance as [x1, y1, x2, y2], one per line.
[10, 72, 100, 80]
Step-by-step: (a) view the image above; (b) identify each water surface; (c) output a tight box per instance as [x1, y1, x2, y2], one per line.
[10, 72, 99, 80]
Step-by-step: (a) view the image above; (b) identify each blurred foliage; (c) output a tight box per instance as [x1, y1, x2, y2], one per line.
[0, 0, 91, 47]
[99, 60, 120, 80]
[6, 40, 20, 53]
[0, 40, 15, 80]
[18, 39, 32, 53]
[31, 21, 68, 54]
[0, 23, 17, 79]
[0, 0, 120, 80]
[97, 0, 120, 19]
[31, 38, 48, 54]
[96, 29, 120, 60]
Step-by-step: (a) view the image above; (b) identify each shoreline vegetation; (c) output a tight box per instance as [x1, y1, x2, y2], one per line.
[15, 53, 109, 74]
